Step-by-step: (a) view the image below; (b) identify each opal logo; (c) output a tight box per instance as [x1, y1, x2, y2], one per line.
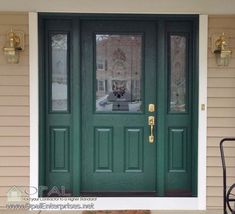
[7, 186, 22, 202]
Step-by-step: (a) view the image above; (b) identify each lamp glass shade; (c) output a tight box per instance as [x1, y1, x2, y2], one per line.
[215, 51, 231, 66]
[4, 49, 20, 64]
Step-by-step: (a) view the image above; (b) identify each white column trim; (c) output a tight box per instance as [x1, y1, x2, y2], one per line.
[197, 14, 208, 210]
[29, 13, 208, 210]
[29, 12, 39, 198]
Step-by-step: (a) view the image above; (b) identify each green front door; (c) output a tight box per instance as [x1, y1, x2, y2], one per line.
[39, 15, 198, 197]
[81, 21, 157, 195]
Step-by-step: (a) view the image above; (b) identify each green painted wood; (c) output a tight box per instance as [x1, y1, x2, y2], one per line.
[94, 128, 113, 172]
[81, 20, 157, 193]
[39, 14, 199, 197]
[165, 21, 195, 196]
[40, 18, 74, 196]
[50, 127, 69, 171]
[71, 17, 81, 196]
[125, 128, 143, 172]
[169, 128, 187, 171]
[192, 19, 199, 197]
[156, 20, 166, 197]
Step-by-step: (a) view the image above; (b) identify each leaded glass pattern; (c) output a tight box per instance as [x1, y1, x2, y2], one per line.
[96, 35, 142, 112]
[51, 34, 68, 111]
[169, 35, 187, 113]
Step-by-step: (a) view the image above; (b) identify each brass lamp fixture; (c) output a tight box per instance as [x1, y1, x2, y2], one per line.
[213, 33, 232, 66]
[3, 29, 24, 64]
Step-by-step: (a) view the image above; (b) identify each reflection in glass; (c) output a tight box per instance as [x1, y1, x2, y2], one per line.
[51, 34, 68, 111]
[96, 35, 142, 112]
[170, 35, 187, 112]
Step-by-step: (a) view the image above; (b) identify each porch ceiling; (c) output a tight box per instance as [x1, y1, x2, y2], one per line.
[0, 0, 235, 15]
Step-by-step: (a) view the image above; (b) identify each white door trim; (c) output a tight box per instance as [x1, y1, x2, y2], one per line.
[29, 12, 39, 199]
[29, 12, 208, 210]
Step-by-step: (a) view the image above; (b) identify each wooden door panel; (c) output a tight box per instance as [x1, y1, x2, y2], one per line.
[39, 15, 198, 197]
[41, 20, 74, 195]
[125, 128, 143, 172]
[94, 127, 113, 172]
[50, 127, 70, 172]
[81, 21, 157, 194]
[165, 21, 196, 196]
[168, 128, 187, 172]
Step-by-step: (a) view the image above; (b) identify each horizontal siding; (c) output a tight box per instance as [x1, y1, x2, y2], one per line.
[208, 69, 235, 77]
[0, 167, 29, 176]
[207, 16, 235, 210]
[0, 106, 29, 116]
[207, 187, 223, 197]
[207, 196, 223, 208]
[0, 177, 29, 186]
[207, 176, 235, 187]
[0, 14, 28, 25]
[0, 117, 29, 126]
[0, 13, 29, 209]
[208, 88, 235, 98]
[0, 86, 29, 96]
[207, 137, 232, 147]
[208, 167, 235, 177]
[208, 108, 235, 117]
[0, 157, 29, 166]
[208, 78, 235, 88]
[208, 98, 235, 108]
[208, 157, 235, 167]
[0, 76, 29, 86]
[208, 128, 235, 137]
[0, 137, 29, 147]
[0, 97, 29, 106]
[207, 147, 235, 157]
[208, 117, 235, 127]
[0, 147, 29, 157]
[0, 127, 29, 136]
[0, 65, 29, 76]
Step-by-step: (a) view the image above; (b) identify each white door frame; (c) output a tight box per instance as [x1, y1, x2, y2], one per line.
[29, 12, 207, 210]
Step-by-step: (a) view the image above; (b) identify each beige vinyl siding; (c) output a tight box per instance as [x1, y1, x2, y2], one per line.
[0, 13, 29, 208]
[207, 16, 235, 210]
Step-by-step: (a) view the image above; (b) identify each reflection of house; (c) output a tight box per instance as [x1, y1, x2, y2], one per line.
[96, 35, 142, 102]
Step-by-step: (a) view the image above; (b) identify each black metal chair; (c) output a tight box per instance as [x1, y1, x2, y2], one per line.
[220, 138, 235, 214]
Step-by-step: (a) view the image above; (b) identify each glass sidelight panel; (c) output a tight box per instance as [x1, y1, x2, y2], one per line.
[169, 35, 187, 113]
[51, 34, 68, 112]
[95, 34, 142, 112]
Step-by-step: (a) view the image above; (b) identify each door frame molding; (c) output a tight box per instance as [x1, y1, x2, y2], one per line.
[30, 12, 207, 210]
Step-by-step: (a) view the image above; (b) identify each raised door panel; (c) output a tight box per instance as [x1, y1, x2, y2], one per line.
[50, 127, 69, 172]
[94, 128, 113, 172]
[125, 128, 143, 172]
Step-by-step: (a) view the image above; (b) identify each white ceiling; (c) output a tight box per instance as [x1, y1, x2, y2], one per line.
[0, 0, 234, 14]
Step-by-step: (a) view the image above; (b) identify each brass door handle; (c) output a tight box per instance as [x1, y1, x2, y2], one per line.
[148, 116, 155, 143]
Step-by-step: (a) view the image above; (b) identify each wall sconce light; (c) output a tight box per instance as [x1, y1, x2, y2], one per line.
[3, 29, 24, 64]
[213, 33, 232, 66]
